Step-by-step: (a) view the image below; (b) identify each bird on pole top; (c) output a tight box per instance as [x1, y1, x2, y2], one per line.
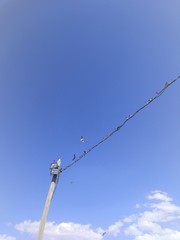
[57, 159, 61, 167]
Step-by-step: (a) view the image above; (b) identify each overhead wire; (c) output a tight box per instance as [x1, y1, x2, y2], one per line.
[61, 76, 180, 172]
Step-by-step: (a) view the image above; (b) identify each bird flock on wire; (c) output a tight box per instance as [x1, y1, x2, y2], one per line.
[61, 76, 180, 172]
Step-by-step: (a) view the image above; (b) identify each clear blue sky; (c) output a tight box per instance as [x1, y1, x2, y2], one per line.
[0, 1, 180, 240]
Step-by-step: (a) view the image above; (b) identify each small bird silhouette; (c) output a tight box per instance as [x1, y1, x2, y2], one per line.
[72, 154, 76, 161]
[146, 98, 153, 104]
[165, 82, 170, 87]
[102, 232, 106, 236]
[126, 114, 133, 120]
[80, 136, 85, 142]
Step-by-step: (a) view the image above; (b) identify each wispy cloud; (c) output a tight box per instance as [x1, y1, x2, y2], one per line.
[0, 235, 16, 240]
[147, 190, 172, 202]
[14, 190, 180, 240]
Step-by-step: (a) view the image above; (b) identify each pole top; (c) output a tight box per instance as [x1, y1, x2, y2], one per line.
[50, 159, 62, 175]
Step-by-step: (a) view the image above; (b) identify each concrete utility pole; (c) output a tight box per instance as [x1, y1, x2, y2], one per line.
[37, 159, 61, 240]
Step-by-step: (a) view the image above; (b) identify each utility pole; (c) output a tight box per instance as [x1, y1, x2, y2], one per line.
[37, 159, 61, 240]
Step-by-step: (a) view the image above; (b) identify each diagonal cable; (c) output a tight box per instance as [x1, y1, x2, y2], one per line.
[62, 76, 180, 172]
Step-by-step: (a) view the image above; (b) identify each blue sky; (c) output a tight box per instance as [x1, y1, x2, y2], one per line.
[0, 1, 180, 239]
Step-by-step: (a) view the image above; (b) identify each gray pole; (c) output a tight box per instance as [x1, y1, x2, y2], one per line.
[37, 160, 61, 240]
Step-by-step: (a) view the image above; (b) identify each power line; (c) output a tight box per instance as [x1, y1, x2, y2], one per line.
[62, 76, 180, 172]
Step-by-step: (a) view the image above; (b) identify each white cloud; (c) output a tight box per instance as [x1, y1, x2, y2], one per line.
[107, 220, 123, 236]
[15, 220, 123, 239]
[134, 229, 180, 240]
[14, 190, 180, 240]
[0, 235, 16, 240]
[15, 221, 103, 240]
[147, 190, 172, 202]
[123, 190, 180, 240]
[15, 220, 38, 235]
[135, 204, 141, 209]
[123, 215, 136, 223]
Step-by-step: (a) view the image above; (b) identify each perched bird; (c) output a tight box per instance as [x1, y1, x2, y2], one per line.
[126, 114, 133, 120]
[146, 98, 153, 104]
[165, 82, 170, 87]
[72, 154, 76, 161]
[80, 136, 85, 142]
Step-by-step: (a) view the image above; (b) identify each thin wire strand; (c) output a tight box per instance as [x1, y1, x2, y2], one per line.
[62, 76, 180, 172]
